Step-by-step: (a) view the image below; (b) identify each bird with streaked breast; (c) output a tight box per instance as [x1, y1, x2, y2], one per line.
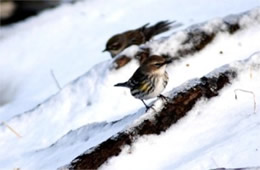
[103, 20, 175, 58]
[114, 55, 172, 110]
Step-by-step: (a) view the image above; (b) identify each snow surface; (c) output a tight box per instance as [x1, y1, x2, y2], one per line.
[0, 0, 260, 170]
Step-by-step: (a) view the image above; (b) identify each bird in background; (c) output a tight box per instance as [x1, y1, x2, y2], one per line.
[114, 55, 172, 110]
[103, 20, 175, 58]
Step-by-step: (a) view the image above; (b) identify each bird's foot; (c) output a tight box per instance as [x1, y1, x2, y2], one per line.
[158, 94, 172, 104]
[145, 105, 157, 112]
[141, 99, 157, 112]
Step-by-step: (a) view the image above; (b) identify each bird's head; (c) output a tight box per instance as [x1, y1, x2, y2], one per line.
[142, 55, 173, 74]
[103, 34, 126, 57]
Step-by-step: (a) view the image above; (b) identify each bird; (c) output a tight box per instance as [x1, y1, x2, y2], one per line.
[114, 55, 172, 110]
[103, 20, 174, 58]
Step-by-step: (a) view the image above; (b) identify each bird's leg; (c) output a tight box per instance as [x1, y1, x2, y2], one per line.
[158, 94, 172, 103]
[141, 99, 150, 110]
[140, 99, 156, 112]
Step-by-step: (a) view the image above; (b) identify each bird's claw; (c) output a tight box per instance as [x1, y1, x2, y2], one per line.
[145, 105, 156, 112]
[158, 94, 172, 104]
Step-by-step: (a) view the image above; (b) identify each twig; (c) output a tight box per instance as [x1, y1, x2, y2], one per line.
[234, 89, 257, 114]
[211, 157, 219, 168]
[50, 69, 62, 90]
[2, 121, 22, 138]
[248, 51, 260, 79]
[250, 66, 253, 79]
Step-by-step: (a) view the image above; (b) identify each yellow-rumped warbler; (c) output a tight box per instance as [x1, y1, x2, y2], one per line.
[103, 20, 174, 58]
[114, 55, 172, 110]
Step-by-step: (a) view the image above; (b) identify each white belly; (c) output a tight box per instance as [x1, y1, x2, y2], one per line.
[142, 75, 167, 100]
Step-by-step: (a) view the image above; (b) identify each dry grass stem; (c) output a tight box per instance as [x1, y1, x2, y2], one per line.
[234, 89, 257, 114]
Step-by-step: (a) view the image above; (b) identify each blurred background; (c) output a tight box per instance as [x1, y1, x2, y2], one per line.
[1, 0, 78, 25]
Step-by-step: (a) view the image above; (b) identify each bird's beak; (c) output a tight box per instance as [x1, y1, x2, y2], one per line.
[164, 58, 174, 64]
[102, 48, 107, 52]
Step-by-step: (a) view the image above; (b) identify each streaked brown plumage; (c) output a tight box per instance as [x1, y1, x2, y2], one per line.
[104, 20, 174, 57]
[114, 55, 172, 110]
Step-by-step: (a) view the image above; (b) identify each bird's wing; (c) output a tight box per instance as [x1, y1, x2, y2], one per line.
[138, 23, 150, 32]
[128, 68, 150, 90]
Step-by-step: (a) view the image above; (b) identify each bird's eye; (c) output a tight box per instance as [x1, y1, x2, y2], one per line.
[155, 63, 162, 67]
[131, 39, 137, 44]
[110, 44, 119, 50]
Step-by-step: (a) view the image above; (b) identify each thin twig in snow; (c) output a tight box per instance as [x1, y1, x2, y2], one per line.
[234, 89, 257, 114]
[50, 69, 62, 90]
[248, 51, 260, 79]
[211, 157, 219, 168]
[2, 121, 22, 138]
[250, 66, 253, 79]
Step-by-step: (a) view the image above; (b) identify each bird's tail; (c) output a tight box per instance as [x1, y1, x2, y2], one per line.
[140, 20, 175, 41]
[114, 82, 129, 87]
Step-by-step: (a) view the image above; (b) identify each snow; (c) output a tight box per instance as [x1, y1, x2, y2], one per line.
[0, 0, 260, 170]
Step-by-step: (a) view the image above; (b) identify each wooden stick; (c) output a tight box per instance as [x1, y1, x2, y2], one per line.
[2, 121, 22, 138]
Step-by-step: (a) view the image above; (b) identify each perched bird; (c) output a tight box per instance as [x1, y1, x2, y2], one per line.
[103, 20, 174, 57]
[114, 55, 172, 110]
